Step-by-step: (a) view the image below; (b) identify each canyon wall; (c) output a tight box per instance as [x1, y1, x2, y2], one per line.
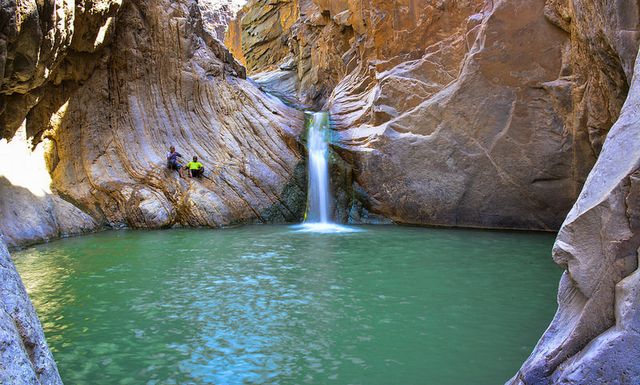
[1, 0, 306, 248]
[1, 0, 303, 381]
[0, 0, 638, 383]
[227, 0, 639, 231]
[509, 48, 640, 385]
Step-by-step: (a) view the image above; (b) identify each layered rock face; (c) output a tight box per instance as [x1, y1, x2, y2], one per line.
[43, 0, 305, 232]
[198, 0, 247, 41]
[1, 0, 306, 248]
[509, 49, 640, 385]
[228, 0, 639, 230]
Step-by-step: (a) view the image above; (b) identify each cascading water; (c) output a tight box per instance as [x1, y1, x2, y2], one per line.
[296, 112, 357, 233]
[305, 112, 332, 224]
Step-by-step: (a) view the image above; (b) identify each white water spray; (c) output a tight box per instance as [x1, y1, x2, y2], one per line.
[297, 112, 358, 233]
[305, 112, 331, 224]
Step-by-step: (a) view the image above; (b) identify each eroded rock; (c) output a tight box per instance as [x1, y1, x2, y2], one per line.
[1, 0, 307, 247]
[0, 239, 62, 384]
[228, 0, 640, 231]
[508, 47, 640, 385]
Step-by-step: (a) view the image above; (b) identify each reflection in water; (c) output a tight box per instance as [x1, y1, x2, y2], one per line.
[14, 226, 561, 385]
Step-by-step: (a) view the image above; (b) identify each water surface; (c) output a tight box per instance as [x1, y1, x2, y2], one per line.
[14, 226, 560, 385]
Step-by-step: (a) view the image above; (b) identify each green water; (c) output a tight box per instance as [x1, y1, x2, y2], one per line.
[13, 226, 561, 385]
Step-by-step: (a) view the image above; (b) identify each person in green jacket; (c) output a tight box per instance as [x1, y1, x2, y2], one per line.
[185, 156, 204, 178]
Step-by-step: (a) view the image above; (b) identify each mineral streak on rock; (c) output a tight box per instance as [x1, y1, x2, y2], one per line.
[227, 0, 640, 231]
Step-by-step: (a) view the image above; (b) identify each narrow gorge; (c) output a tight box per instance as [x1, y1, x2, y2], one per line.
[1, 0, 639, 384]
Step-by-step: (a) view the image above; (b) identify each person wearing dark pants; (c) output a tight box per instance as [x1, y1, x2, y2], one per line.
[166, 146, 185, 178]
[186, 156, 204, 178]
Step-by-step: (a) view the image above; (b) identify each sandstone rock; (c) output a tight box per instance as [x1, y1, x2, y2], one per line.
[228, 0, 639, 231]
[197, 0, 246, 41]
[0, 125, 98, 248]
[1, 0, 307, 248]
[508, 48, 640, 385]
[0, 239, 62, 384]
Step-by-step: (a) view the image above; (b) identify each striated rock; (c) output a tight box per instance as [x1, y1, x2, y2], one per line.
[508, 48, 640, 384]
[0, 238, 62, 384]
[0, 0, 307, 247]
[198, 0, 246, 41]
[228, 0, 640, 231]
[0, 0, 123, 139]
[43, 0, 305, 232]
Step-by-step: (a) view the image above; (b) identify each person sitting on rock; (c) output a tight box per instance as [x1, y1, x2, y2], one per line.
[186, 156, 204, 178]
[166, 146, 185, 178]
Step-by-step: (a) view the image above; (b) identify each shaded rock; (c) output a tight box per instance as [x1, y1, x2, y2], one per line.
[508, 47, 640, 385]
[0, 239, 62, 384]
[0, 0, 123, 139]
[197, 0, 246, 41]
[228, 0, 640, 231]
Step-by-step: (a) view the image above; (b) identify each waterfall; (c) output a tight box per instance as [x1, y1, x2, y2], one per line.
[305, 112, 332, 224]
[297, 112, 358, 233]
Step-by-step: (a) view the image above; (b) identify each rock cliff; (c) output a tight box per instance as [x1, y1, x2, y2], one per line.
[227, 0, 639, 231]
[1, 0, 307, 248]
[509, 47, 640, 385]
